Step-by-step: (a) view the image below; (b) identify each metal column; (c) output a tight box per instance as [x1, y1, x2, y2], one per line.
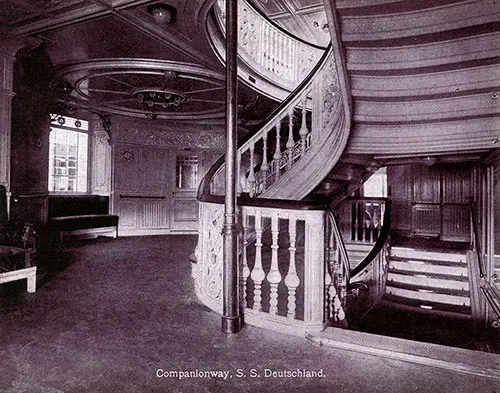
[221, 0, 241, 334]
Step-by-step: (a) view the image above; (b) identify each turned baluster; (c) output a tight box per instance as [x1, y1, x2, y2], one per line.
[284, 217, 300, 319]
[299, 93, 309, 157]
[241, 212, 250, 308]
[247, 142, 256, 197]
[267, 213, 282, 315]
[251, 212, 266, 311]
[260, 132, 269, 192]
[353, 202, 360, 242]
[286, 109, 295, 170]
[237, 150, 243, 196]
[325, 220, 336, 319]
[273, 122, 282, 181]
[369, 203, 376, 242]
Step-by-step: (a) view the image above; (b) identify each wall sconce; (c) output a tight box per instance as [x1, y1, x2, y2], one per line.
[147, 3, 177, 24]
[423, 156, 437, 166]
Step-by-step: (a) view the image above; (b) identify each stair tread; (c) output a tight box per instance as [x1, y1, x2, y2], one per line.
[390, 247, 466, 263]
[389, 255, 466, 267]
[385, 280, 470, 297]
[389, 261, 468, 276]
[387, 269, 469, 282]
[383, 293, 471, 314]
[386, 286, 470, 306]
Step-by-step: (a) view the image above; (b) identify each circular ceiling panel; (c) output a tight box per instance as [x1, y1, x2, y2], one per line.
[55, 59, 226, 121]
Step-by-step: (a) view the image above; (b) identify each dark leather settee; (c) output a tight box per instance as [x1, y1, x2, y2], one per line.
[48, 195, 119, 241]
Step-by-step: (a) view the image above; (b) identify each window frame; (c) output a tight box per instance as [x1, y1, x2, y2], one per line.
[48, 114, 90, 195]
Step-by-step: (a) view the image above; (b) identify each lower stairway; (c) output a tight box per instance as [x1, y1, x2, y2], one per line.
[354, 244, 499, 352]
[383, 246, 470, 318]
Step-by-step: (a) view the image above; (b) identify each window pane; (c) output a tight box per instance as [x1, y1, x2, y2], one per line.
[363, 167, 387, 197]
[48, 115, 88, 193]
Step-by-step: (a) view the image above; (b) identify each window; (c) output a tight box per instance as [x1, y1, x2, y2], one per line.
[48, 115, 89, 192]
[363, 167, 387, 197]
[176, 155, 199, 189]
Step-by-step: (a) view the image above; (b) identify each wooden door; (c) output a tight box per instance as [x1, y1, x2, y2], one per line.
[412, 165, 441, 237]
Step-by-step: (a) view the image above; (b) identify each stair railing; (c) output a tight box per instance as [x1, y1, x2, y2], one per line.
[350, 199, 392, 279]
[193, 197, 348, 335]
[199, 44, 333, 201]
[469, 202, 500, 329]
[339, 197, 388, 244]
[213, 0, 325, 91]
[324, 209, 350, 326]
[470, 202, 486, 278]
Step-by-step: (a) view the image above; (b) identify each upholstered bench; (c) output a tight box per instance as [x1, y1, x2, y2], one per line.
[48, 195, 119, 242]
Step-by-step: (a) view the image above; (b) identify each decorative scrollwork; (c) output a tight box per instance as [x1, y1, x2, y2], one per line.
[205, 206, 224, 300]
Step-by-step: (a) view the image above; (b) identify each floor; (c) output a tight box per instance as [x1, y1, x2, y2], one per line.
[1, 235, 499, 393]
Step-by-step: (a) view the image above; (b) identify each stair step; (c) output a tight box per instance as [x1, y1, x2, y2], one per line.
[389, 255, 466, 268]
[387, 268, 469, 282]
[385, 286, 470, 307]
[390, 247, 466, 263]
[380, 298, 472, 319]
[387, 272, 470, 291]
[389, 260, 468, 277]
[386, 279, 469, 297]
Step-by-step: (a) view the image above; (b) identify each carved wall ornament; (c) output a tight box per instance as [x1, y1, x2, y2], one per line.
[121, 149, 135, 163]
[95, 133, 110, 146]
[205, 206, 224, 300]
[115, 127, 225, 149]
[321, 53, 340, 132]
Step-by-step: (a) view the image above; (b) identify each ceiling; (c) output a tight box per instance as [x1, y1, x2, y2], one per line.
[1, 0, 327, 125]
[4, 0, 499, 159]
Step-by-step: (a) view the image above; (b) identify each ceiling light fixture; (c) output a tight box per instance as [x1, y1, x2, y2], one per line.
[132, 88, 186, 109]
[147, 3, 177, 24]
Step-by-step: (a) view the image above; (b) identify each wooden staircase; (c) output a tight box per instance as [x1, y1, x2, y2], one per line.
[383, 246, 471, 319]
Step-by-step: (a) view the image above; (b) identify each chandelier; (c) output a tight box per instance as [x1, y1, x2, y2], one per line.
[132, 88, 187, 109]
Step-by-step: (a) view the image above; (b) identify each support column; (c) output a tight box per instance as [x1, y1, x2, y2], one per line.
[0, 39, 25, 218]
[221, 0, 241, 333]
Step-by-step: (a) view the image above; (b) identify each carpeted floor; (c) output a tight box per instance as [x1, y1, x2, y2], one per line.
[0, 235, 499, 393]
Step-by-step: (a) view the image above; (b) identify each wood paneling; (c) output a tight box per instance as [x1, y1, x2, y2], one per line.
[113, 144, 171, 234]
[413, 204, 441, 237]
[413, 166, 440, 204]
[442, 204, 470, 241]
[112, 143, 222, 235]
[443, 166, 471, 203]
[141, 201, 167, 228]
[389, 163, 472, 241]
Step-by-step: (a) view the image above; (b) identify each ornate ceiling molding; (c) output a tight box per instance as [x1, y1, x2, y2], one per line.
[55, 58, 226, 122]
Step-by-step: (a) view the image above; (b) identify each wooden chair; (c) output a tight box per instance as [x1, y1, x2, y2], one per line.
[0, 185, 37, 293]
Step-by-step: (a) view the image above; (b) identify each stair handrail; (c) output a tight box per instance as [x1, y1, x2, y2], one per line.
[470, 202, 486, 278]
[350, 198, 392, 279]
[469, 202, 500, 328]
[326, 209, 351, 284]
[198, 44, 332, 203]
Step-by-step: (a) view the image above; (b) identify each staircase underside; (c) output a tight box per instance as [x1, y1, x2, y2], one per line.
[331, 0, 500, 158]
